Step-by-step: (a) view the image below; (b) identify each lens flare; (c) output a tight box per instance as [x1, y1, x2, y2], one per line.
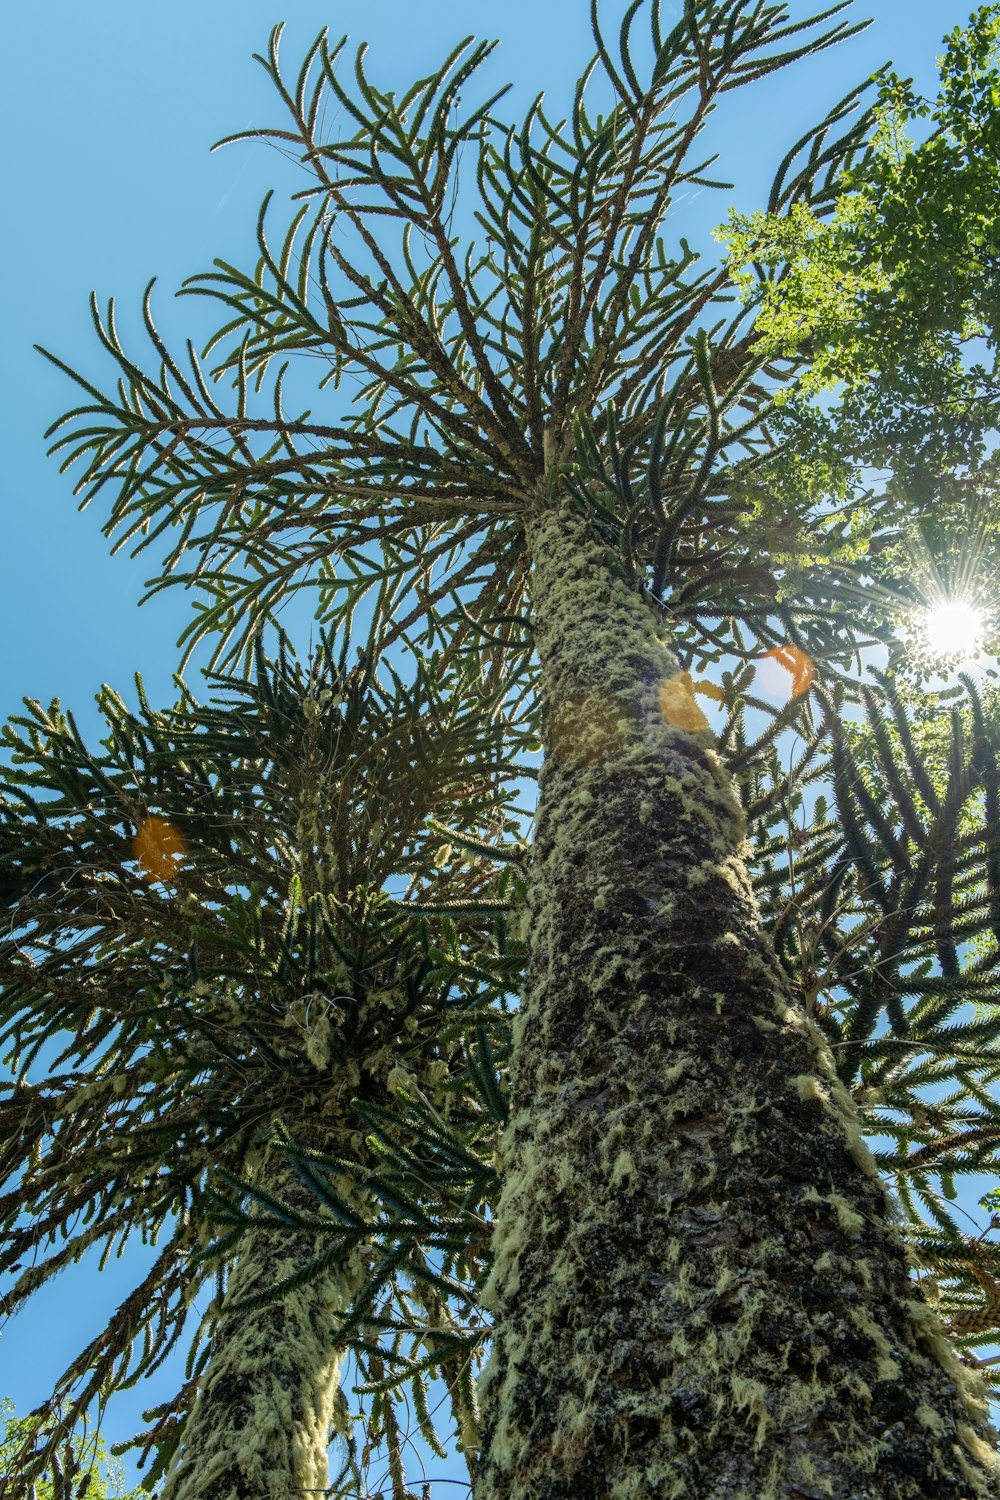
[659, 671, 708, 732]
[550, 692, 628, 766]
[133, 815, 187, 883]
[659, 672, 725, 733]
[757, 645, 815, 702]
[922, 599, 985, 661]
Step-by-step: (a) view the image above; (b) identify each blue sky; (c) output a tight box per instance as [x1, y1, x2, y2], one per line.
[0, 0, 978, 726]
[0, 0, 983, 1489]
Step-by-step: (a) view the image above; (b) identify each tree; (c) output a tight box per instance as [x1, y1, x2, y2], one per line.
[718, 2, 1000, 639]
[0, 1400, 142, 1500]
[0, 630, 528, 1499]
[8, 635, 1000, 1500]
[27, 0, 1000, 1494]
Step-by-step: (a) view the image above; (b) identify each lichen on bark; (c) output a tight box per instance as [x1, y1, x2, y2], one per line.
[161, 1142, 363, 1500]
[474, 499, 999, 1499]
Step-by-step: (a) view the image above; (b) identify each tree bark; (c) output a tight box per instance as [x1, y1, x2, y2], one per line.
[474, 499, 999, 1499]
[161, 1144, 363, 1500]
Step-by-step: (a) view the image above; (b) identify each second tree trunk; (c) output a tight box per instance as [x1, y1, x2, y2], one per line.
[161, 1145, 362, 1500]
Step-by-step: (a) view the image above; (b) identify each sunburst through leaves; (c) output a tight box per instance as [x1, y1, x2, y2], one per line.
[922, 599, 986, 662]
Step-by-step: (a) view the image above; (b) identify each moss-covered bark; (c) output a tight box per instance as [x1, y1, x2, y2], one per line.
[474, 500, 999, 1500]
[161, 1145, 362, 1500]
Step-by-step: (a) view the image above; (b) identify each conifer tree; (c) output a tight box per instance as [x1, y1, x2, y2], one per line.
[27, 1, 1000, 1494]
[0, 631, 528, 1500]
[341, 663, 1000, 1494]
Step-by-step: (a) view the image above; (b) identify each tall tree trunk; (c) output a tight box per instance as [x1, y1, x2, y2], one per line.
[161, 1143, 363, 1500]
[475, 499, 998, 1499]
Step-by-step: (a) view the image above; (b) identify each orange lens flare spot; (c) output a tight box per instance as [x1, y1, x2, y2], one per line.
[659, 671, 709, 733]
[132, 815, 187, 883]
[550, 693, 628, 768]
[760, 645, 814, 700]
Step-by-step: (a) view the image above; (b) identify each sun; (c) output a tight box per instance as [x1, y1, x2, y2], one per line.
[921, 599, 986, 661]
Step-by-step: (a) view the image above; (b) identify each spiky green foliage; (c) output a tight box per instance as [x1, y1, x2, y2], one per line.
[734, 669, 1000, 1372]
[0, 627, 529, 1495]
[39, 0, 920, 690]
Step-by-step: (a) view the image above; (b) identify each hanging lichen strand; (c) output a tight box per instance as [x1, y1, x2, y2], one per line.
[474, 501, 998, 1500]
[161, 1146, 363, 1500]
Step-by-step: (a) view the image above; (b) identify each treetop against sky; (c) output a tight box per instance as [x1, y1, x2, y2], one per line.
[0, 0, 975, 723]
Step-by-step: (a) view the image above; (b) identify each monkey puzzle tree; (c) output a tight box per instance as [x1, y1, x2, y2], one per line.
[34, 0, 1000, 1494]
[342, 660, 1000, 1492]
[0, 629, 529, 1500]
